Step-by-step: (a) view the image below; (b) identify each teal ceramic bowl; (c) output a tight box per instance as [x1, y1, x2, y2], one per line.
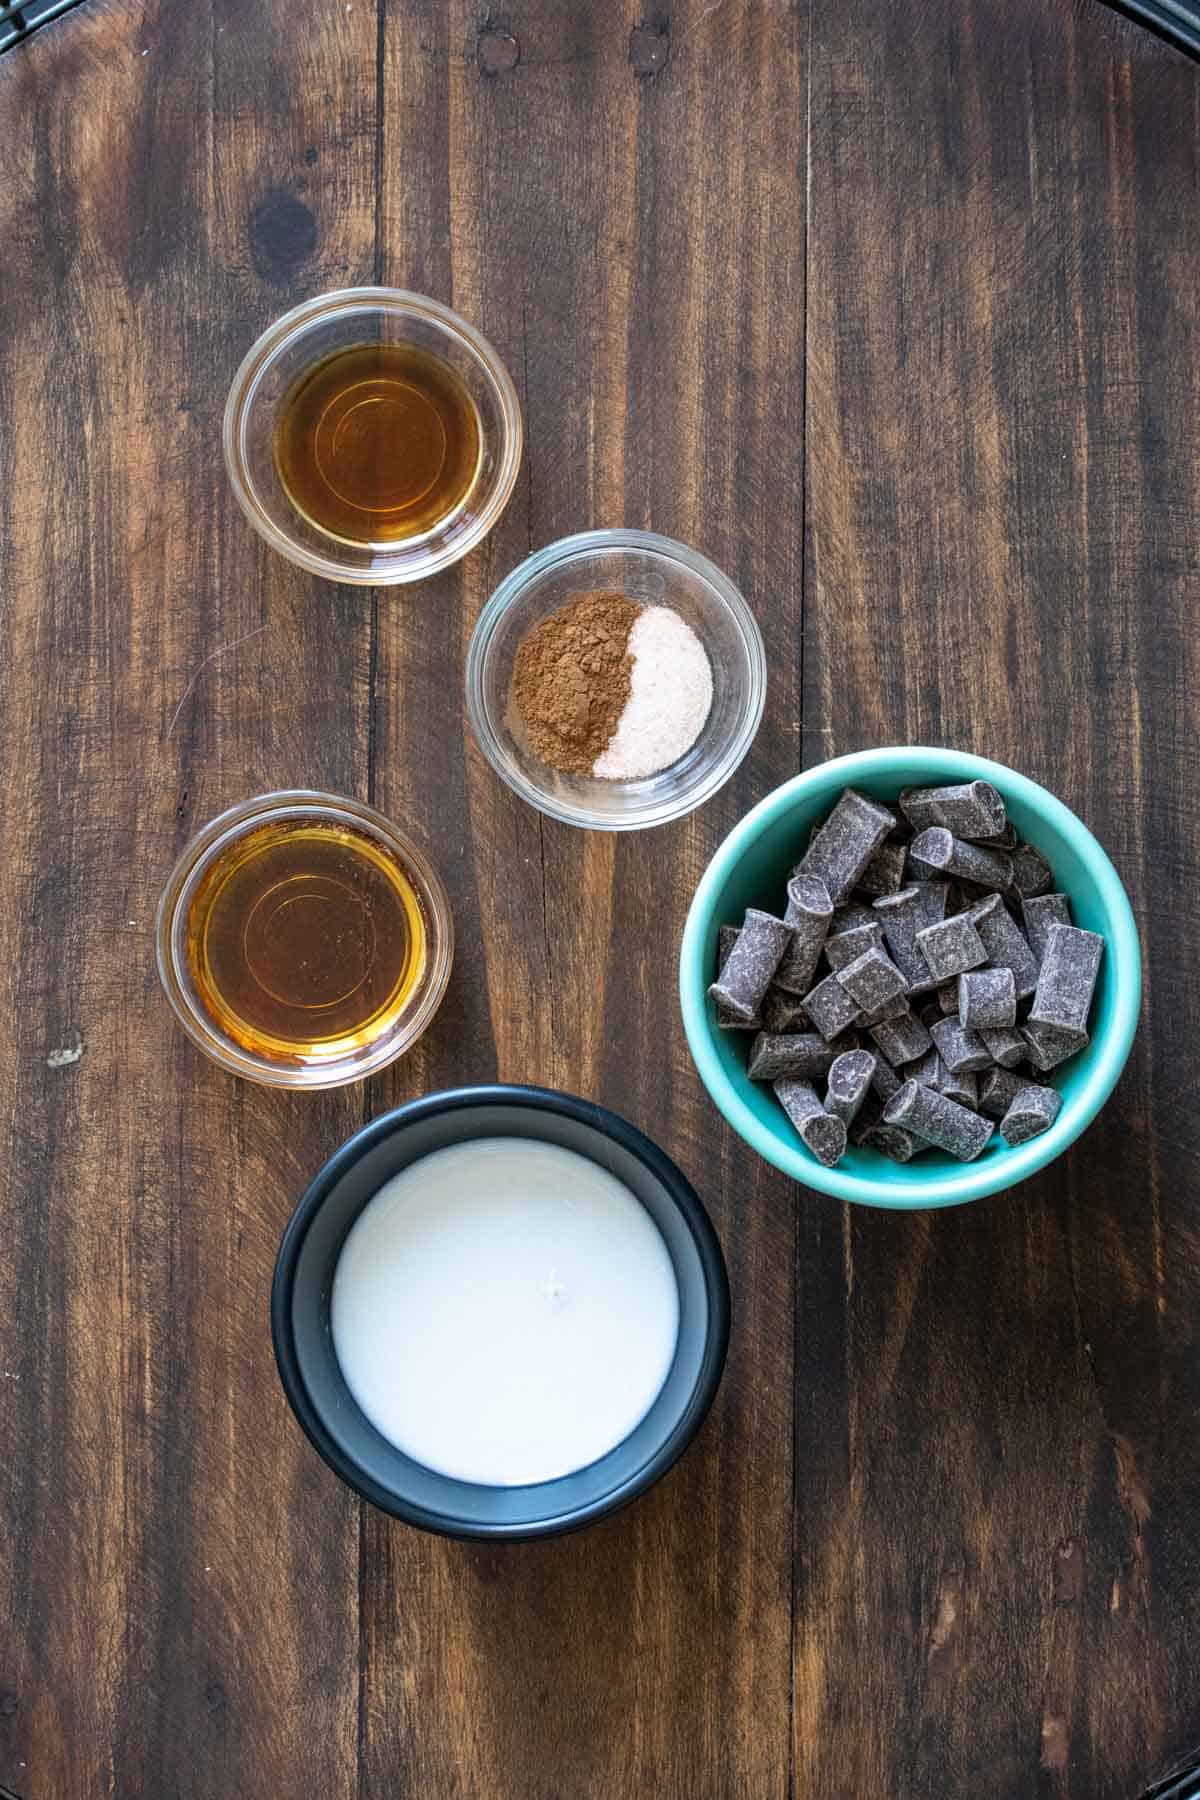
[679, 748, 1141, 1208]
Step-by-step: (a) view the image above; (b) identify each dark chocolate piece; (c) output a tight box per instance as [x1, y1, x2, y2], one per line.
[775, 875, 834, 995]
[857, 839, 908, 897]
[1029, 924, 1104, 1035]
[773, 1078, 847, 1167]
[795, 788, 896, 904]
[1009, 842, 1054, 898]
[882, 1080, 993, 1161]
[708, 909, 790, 1022]
[823, 923, 884, 973]
[958, 966, 1017, 1030]
[899, 780, 1006, 839]
[908, 827, 1014, 893]
[836, 945, 908, 1013]
[979, 1067, 1034, 1120]
[914, 913, 988, 983]
[1022, 1020, 1088, 1073]
[979, 1024, 1027, 1069]
[801, 971, 863, 1041]
[747, 1032, 837, 1082]
[968, 893, 1039, 1000]
[1021, 892, 1072, 963]
[998, 1083, 1063, 1146]
[930, 1016, 994, 1075]
[824, 1049, 877, 1125]
[869, 1010, 933, 1066]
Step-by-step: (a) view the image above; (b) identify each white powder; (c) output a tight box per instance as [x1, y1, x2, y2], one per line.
[594, 606, 713, 780]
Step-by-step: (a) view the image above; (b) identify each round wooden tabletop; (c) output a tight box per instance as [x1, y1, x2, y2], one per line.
[0, 2, 1197, 1796]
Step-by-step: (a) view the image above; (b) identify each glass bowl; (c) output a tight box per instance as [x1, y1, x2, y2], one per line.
[465, 530, 766, 830]
[223, 288, 522, 585]
[156, 791, 454, 1089]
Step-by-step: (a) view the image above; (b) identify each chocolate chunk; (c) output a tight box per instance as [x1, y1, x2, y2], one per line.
[908, 827, 1014, 892]
[979, 1067, 1035, 1120]
[1029, 924, 1104, 1035]
[967, 893, 1039, 999]
[977, 821, 1019, 850]
[979, 1023, 1027, 1069]
[761, 988, 811, 1033]
[958, 966, 1017, 1030]
[856, 1122, 927, 1162]
[1022, 1020, 1088, 1072]
[998, 1083, 1063, 1146]
[869, 1055, 903, 1101]
[800, 970, 863, 1041]
[823, 923, 884, 973]
[872, 886, 935, 989]
[708, 909, 790, 1022]
[829, 902, 879, 935]
[836, 945, 908, 1013]
[714, 926, 760, 1030]
[930, 1016, 995, 1075]
[939, 1063, 979, 1109]
[795, 788, 896, 904]
[747, 1032, 836, 1082]
[1021, 892, 1072, 963]
[1009, 842, 1054, 898]
[775, 875, 834, 995]
[857, 839, 908, 897]
[773, 1078, 847, 1167]
[899, 780, 1006, 839]
[914, 913, 988, 983]
[869, 1009, 933, 1066]
[882, 1080, 993, 1161]
[824, 1049, 876, 1125]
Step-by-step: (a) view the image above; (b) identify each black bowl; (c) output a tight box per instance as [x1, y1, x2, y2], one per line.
[271, 1084, 731, 1540]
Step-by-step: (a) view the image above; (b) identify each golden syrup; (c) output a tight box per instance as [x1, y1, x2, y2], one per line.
[274, 343, 481, 546]
[185, 818, 427, 1064]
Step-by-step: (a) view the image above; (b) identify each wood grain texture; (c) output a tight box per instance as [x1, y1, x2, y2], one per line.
[364, 5, 801, 1797]
[0, 1, 376, 1795]
[801, 1, 1200, 1796]
[1, 0, 1198, 1797]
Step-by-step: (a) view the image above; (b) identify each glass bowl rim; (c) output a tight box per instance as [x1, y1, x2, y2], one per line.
[155, 788, 454, 1089]
[465, 528, 768, 831]
[221, 286, 523, 585]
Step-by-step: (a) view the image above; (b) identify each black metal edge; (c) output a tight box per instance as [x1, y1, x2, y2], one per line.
[1096, 0, 1200, 59]
[0, 0, 88, 54]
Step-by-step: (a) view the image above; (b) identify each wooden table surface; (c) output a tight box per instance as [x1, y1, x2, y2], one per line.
[2, 2, 1198, 1796]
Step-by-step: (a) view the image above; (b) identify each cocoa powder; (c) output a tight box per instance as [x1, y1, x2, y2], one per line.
[510, 590, 640, 775]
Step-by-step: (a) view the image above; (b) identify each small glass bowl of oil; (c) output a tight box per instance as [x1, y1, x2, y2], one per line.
[156, 792, 453, 1088]
[223, 289, 522, 585]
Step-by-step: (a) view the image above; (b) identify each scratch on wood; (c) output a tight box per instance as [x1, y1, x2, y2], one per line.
[163, 626, 267, 739]
[46, 1036, 84, 1068]
[1041, 1712, 1070, 1773]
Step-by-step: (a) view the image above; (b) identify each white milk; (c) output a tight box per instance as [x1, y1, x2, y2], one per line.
[330, 1137, 680, 1486]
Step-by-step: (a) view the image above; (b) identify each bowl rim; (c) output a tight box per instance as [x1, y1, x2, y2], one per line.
[270, 1083, 732, 1538]
[679, 746, 1142, 1208]
[222, 286, 523, 585]
[464, 528, 767, 831]
[155, 788, 454, 1089]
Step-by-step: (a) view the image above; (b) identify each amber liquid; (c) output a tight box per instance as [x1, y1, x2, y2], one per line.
[185, 819, 427, 1063]
[274, 343, 482, 546]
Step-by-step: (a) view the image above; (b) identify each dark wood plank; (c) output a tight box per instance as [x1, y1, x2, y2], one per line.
[801, 1, 1200, 1794]
[362, 3, 804, 1796]
[0, 1, 377, 1794]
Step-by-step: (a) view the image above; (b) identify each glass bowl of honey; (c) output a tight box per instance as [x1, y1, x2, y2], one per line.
[223, 289, 522, 584]
[156, 792, 454, 1088]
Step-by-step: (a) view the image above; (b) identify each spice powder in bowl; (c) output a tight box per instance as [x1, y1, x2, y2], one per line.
[510, 590, 714, 781]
